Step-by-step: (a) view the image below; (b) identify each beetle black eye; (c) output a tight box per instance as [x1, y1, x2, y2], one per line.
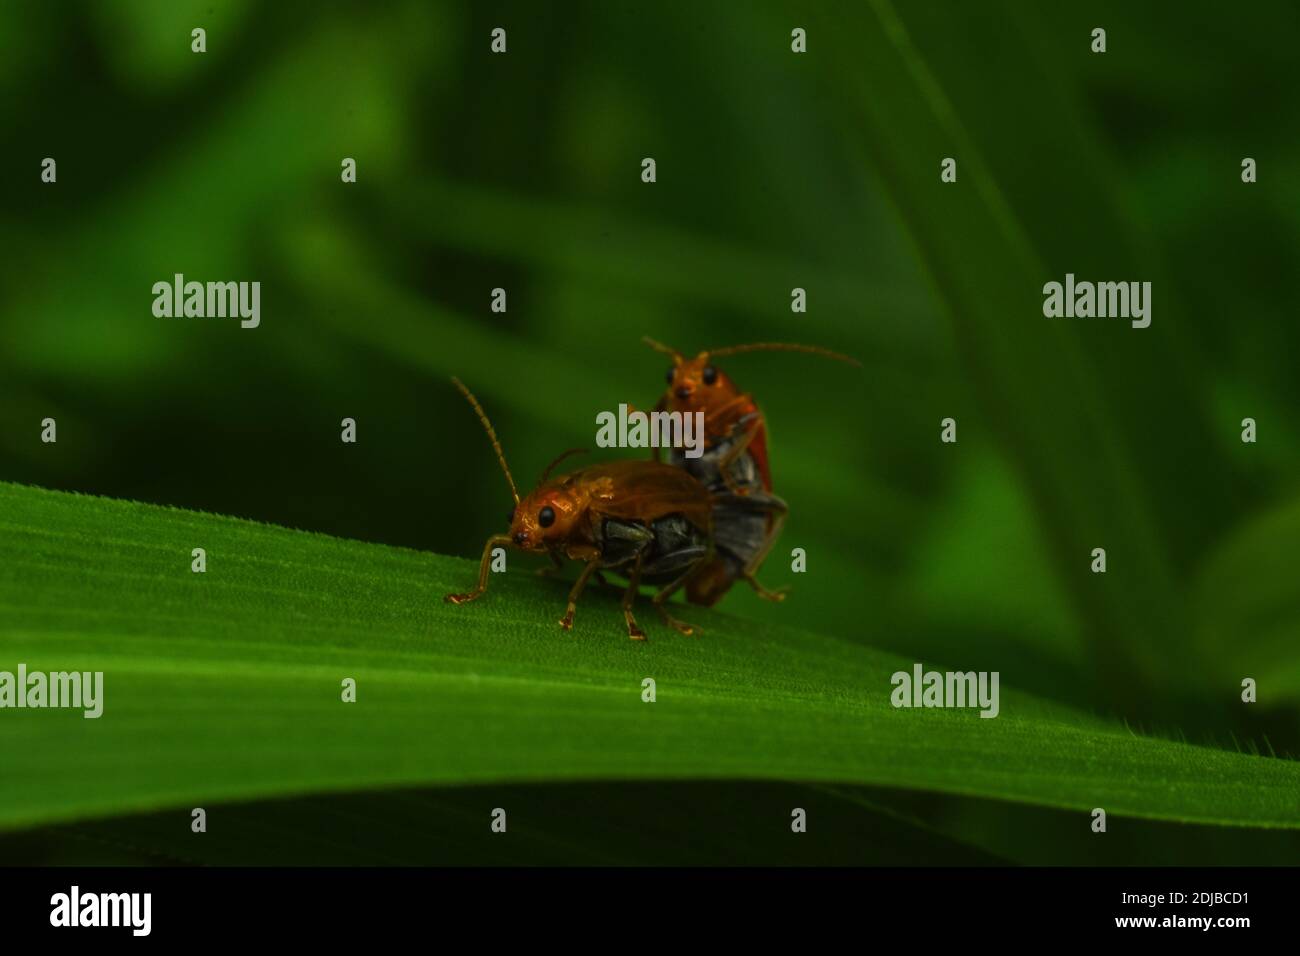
[702, 366, 718, 385]
[538, 505, 556, 528]
[665, 367, 675, 384]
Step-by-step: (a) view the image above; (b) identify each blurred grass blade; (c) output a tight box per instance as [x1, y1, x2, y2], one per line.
[808, 0, 1236, 708]
[1192, 495, 1300, 701]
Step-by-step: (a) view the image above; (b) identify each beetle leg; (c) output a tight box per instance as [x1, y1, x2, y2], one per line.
[743, 571, 788, 602]
[716, 417, 762, 496]
[619, 553, 647, 640]
[445, 535, 513, 605]
[651, 566, 701, 636]
[540, 552, 622, 591]
[559, 553, 602, 631]
[593, 571, 624, 592]
[743, 497, 788, 586]
[542, 557, 622, 593]
[535, 550, 565, 578]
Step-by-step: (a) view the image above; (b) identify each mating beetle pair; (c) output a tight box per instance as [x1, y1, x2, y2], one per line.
[445, 339, 859, 639]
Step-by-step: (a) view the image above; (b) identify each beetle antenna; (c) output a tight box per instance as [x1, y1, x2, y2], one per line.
[642, 336, 684, 364]
[450, 377, 519, 505]
[704, 341, 862, 367]
[539, 447, 588, 484]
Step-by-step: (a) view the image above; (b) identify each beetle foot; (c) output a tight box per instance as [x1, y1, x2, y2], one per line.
[744, 574, 788, 602]
[655, 606, 698, 637]
[624, 611, 647, 641]
[445, 591, 480, 605]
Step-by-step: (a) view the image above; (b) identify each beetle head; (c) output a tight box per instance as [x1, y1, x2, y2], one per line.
[507, 484, 583, 551]
[643, 336, 861, 417]
[450, 377, 594, 553]
[666, 352, 741, 415]
[643, 337, 741, 417]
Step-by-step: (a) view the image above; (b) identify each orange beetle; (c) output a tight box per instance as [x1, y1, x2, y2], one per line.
[642, 338, 860, 606]
[444, 378, 713, 640]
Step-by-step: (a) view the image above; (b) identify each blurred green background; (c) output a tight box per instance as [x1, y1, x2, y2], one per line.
[3, 0, 1299, 863]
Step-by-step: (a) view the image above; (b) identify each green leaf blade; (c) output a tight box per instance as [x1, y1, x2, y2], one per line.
[2, 481, 1298, 833]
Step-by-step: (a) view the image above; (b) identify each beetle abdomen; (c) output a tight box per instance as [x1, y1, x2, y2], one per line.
[600, 514, 709, 580]
[711, 492, 785, 571]
[669, 416, 778, 575]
